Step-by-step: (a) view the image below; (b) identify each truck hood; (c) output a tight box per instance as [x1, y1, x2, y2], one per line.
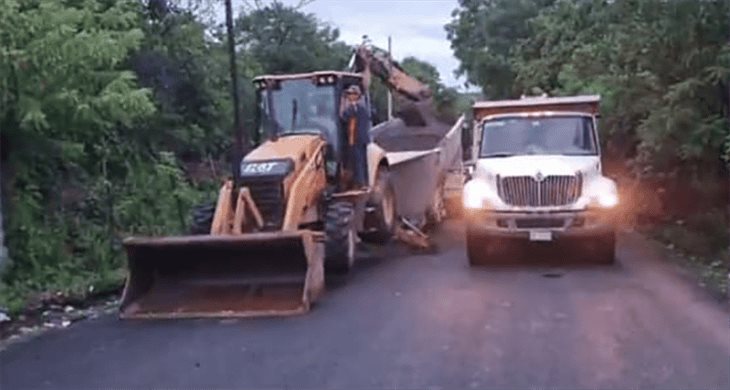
[476, 155, 600, 178]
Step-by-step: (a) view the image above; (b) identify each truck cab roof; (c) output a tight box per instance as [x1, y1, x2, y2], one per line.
[253, 71, 362, 83]
[473, 95, 600, 121]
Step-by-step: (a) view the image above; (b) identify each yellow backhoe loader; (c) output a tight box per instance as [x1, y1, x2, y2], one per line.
[119, 42, 436, 319]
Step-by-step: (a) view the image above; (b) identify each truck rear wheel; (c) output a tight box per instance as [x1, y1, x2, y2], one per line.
[361, 169, 397, 244]
[325, 201, 356, 274]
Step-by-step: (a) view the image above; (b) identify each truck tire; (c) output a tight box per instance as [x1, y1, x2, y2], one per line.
[325, 201, 357, 274]
[595, 231, 616, 264]
[466, 226, 493, 265]
[361, 169, 397, 244]
[190, 202, 215, 235]
[444, 196, 463, 219]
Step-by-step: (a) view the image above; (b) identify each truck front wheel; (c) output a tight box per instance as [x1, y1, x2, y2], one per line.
[466, 226, 497, 266]
[325, 201, 356, 274]
[594, 231, 616, 264]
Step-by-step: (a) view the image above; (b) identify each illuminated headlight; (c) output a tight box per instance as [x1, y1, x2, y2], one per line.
[596, 192, 619, 208]
[318, 76, 326, 84]
[463, 180, 491, 209]
[583, 178, 619, 209]
[327, 76, 335, 83]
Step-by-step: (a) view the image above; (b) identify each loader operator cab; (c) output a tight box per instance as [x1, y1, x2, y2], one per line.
[254, 72, 369, 184]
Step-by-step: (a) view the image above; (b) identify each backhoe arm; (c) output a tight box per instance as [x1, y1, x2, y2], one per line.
[349, 43, 433, 103]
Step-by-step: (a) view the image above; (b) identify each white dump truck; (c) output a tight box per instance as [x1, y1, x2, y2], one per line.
[462, 95, 619, 264]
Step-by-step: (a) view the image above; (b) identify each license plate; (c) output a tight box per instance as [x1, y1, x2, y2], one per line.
[529, 231, 553, 241]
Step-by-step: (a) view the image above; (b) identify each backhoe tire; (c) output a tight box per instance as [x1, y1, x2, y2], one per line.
[325, 201, 356, 274]
[361, 169, 397, 244]
[190, 202, 215, 235]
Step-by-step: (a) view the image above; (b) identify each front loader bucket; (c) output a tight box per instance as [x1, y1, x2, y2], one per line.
[119, 231, 324, 319]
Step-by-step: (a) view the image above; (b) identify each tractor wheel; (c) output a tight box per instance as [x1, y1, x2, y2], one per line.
[325, 201, 357, 274]
[190, 202, 215, 235]
[361, 168, 397, 244]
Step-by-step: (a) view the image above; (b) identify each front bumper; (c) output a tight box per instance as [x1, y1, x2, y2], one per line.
[465, 209, 615, 240]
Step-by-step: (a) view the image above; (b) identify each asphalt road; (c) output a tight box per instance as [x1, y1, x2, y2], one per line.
[1, 221, 728, 389]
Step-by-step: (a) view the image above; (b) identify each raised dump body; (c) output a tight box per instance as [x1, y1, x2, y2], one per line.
[370, 113, 464, 222]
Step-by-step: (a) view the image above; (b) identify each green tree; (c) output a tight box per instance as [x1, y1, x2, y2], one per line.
[0, 0, 158, 309]
[446, 0, 555, 98]
[235, 1, 350, 74]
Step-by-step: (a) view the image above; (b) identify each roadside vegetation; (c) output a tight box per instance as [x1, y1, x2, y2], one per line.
[0, 0, 468, 315]
[447, 0, 729, 294]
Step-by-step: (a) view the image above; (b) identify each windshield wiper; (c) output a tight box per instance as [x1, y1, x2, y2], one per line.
[481, 152, 516, 158]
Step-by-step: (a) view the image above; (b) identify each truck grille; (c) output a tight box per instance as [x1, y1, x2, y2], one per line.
[497, 175, 581, 207]
[242, 179, 285, 230]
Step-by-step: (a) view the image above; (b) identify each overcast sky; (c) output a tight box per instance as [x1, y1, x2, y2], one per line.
[224, 0, 466, 89]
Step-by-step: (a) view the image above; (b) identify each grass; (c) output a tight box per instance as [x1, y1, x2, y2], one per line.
[646, 210, 729, 297]
[0, 155, 215, 317]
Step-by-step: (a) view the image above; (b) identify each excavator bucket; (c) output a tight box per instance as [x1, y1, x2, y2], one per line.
[119, 231, 324, 319]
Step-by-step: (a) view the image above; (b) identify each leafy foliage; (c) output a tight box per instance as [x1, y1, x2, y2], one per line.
[446, 0, 556, 98]
[0, 0, 160, 312]
[235, 1, 351, 74]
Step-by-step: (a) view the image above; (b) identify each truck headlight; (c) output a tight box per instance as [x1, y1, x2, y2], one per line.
[582, 177, 619, 209]
[463, 180, 493, 209]
[596, 192, 619, 208]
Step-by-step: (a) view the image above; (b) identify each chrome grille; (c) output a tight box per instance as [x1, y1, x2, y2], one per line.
[497, 175, 581, 207]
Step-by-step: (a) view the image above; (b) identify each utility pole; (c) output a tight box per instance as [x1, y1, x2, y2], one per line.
[225, 0, 246, 188]
[387, 36, 393, 120]
[0, 187, 6, 272]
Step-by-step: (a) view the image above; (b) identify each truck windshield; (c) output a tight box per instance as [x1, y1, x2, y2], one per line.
[480, 116, 597, 157]
[258, 79, 338, 142]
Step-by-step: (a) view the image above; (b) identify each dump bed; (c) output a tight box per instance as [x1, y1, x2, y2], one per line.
[472, 95, 600, 120]
[370, 113, 463, 221]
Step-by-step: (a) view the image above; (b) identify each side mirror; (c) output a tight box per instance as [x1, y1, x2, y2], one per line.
[461, 119, 474, 161]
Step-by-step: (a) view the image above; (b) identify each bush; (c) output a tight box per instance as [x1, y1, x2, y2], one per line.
[0, 153, 208, 314]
